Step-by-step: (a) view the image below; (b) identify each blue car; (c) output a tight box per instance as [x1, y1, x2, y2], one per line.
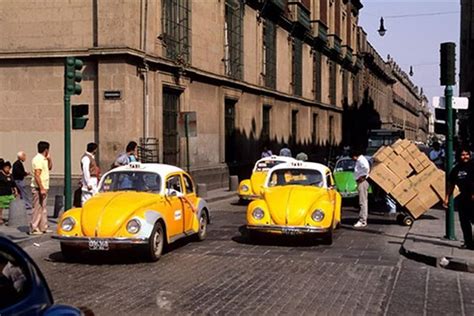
[0, 236, 82, 315]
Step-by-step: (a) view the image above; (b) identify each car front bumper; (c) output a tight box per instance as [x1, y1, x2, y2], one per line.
[238, 194, 260, 200]
[247, 225, 330, 235]
[51, 235, 149, 249]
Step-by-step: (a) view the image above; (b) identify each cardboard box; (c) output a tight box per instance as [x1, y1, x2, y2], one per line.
[391, 179, 417, 206]
[405, 196, 428, 219]
[387, 155, 414, 178]
[369, 163, 402, 193]
[409, 158, 426, 174]
[406, 142, 421, 159]
[373, 146, 395, 163]
[392, 139, 411, 155]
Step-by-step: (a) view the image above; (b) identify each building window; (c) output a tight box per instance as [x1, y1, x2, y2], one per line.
[313, 50, 322, 102]
[292, 38, 303, 96]
[263, 19, 276, 89]
[329, 115, 334, 144]
[329, 60, 337, 105]
[342, 69, 348, 101]
[292, 110, 298, 138]
[312, 113, 318, 143]
[224, 0, 243, 80]
[262, 105, 271, 139]
[162, 0, 191, 63]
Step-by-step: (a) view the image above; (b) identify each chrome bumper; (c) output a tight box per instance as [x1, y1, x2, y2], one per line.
[51, 235, 148, 245]
[247, 225, 329, 234]
[238, 194, 260, 200]
[340, 192, 358, 198]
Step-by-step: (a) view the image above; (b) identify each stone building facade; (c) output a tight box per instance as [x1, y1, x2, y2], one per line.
[460, 0, 474, 144]
[0, 0, 365, 186]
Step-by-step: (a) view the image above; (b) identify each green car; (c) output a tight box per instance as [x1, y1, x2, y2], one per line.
[333, 157, 372, 198]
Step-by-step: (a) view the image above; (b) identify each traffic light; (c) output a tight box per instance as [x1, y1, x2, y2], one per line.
[434, 107, 457, 135]
[71, 104, 89, 129]
[440, 42, 456, 86]
[65, 57, 83, 95]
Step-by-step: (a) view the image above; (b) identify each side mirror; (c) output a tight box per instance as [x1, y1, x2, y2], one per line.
[166, 188, 183, 198]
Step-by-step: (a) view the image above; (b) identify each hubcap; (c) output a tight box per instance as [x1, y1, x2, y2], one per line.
[153, 229, 162, 255]
[200, 215, 206, 235]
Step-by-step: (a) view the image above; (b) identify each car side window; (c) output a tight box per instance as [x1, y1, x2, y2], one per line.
[0, 251, 29, 309]
[183, 175, 194, 194]
[166, 175, 183, 194]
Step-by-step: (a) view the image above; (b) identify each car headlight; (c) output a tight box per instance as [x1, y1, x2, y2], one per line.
[252, 208, 265, 220]
[311, 210, 325, 222]
[61, 217, 75, 232]
[241, 185, 249, 192]
[126, 219, 141, 234]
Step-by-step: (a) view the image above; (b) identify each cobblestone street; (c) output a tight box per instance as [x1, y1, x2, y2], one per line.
[24, 199, 474, 315]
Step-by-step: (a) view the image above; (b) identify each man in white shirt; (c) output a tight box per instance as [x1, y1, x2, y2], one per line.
[352, 149, 370, 228]
[81, 143, 99, 205]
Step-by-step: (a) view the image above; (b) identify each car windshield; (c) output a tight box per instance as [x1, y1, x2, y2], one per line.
[268, 168, 324, 187]
[335, 159, 355, 172]
[254, 160, 286, 172]
[100, 171, 161, 193]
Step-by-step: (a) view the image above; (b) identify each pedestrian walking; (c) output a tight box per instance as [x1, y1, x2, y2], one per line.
[261, 146, 273, 158]
[112, 141, 139, 168]
[444, 146, 474, 249]
[12, 151, 32, 209]
[0, 161, 18, 225]
[30, 141, 53, 235]
[352, 148, 370, 228]
[279, 144, 292, 157]
[429, 141, 445, 170]
[81, 142, 99, 205]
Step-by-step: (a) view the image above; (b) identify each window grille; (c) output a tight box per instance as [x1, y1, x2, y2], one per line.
[292, 38, 303, 96]
[263, 19, 276, 89]
[342, 69, 348, 100]
[292, 110, 298, 138]
[262, 105, 271, 139]
[329, 60, 337, 105]
[224, 0, 243, 79]
[162, 0, 191, 63]
[313, 50, 322, 102]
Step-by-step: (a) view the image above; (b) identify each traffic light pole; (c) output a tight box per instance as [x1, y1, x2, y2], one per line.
[445, 85, 455, 240]
[64, 94, 72, 211]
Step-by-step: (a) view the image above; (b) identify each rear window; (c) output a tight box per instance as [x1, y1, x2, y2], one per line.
[100, 171, 161, 193]
[268, 168, 324, 187]
[335, 159, 355, 172]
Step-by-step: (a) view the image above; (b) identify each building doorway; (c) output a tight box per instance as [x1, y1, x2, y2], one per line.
[163, 88, 180, 165]
[224, 99, 237, 165]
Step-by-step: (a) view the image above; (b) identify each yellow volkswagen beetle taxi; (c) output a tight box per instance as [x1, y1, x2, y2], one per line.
[238, 155, 296, 202]
[246, 161, 342, 244]
[52, 163, 210, 261]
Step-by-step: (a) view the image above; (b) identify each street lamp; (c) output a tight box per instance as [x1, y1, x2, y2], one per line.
[409, 66, 414, 76]
[378, 17, 387, 36]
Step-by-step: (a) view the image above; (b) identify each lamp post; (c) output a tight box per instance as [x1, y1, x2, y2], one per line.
[378, 17, 387, 36]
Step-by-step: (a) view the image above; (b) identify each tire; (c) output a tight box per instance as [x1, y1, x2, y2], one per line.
[321, 230, 333, 245]
[196, 210, 208, 241]
[60, 243, 78, 262]
[396, 213, 405, 225]
[146, 221, 165, 262]
[403, 216, 414, 227]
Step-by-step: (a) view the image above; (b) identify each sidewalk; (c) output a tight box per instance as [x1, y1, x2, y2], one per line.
[0, 187, 237, 247]
[402, 208, 474, 273]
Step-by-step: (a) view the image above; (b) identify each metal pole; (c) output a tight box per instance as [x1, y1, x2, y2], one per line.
[185, 113, 190, 172]
[64, 94, 72, 211]
[445, 85, 456, 240]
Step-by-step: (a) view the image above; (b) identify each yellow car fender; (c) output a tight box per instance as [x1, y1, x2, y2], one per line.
[57, 208, 83, 236]
[192, 198, 210, 233]
[121, 208, 166, 240]
[307, 199, 334, 229]
[238, 179, 253, 196]
[247, 199, 271, 225]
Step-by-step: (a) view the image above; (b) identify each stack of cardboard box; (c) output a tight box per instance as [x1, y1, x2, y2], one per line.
[369, 139, 456, 219]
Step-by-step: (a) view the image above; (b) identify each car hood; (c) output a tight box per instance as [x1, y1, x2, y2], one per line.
[250, 172, 267, 195]
[81, 191, 160, 237]
[265, 186, 328, 226]
[334, 171, 357, 193]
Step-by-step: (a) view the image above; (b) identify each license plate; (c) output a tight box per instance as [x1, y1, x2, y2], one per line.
[88, 239, 109, 251]
[281, 228, 299, 235]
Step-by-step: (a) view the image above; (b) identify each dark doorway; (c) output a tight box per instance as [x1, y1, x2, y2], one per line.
[225, 99, 237, 165]
[163, 88, 180, 165]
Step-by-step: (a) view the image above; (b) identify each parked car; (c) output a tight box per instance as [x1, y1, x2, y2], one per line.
[53, 163, 210, 261]
[246, 161, 342, 244]
[333, 156, 373, 198]
[0, 236, 82, 315]
[238, 155, 297, 202]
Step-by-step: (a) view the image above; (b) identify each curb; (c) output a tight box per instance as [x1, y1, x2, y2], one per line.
[401, 238, 474, 273]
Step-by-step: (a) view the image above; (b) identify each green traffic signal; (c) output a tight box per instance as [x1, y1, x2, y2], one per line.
[65, 57, 84, 95]
[72, 104, 89, 130]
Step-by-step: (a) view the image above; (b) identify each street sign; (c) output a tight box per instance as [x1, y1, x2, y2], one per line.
[178, 111, 197, 137]
[432, 96, 469, 110]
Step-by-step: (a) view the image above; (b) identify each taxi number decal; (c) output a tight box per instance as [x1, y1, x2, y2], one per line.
[174, 210, 182, 220]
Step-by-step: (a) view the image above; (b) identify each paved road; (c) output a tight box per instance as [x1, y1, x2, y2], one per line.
[24, 199, 474, 315]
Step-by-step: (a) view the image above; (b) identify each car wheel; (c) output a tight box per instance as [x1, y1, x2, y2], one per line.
[147, 221, 165, 262]
[403, 216, 414, 227]
[60, 243, 77, 261]
[321, 230, 333, 245]
[196, 211, 208, 241]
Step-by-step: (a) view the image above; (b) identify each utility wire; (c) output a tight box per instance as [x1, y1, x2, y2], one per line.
[385, 11, 459, 18]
